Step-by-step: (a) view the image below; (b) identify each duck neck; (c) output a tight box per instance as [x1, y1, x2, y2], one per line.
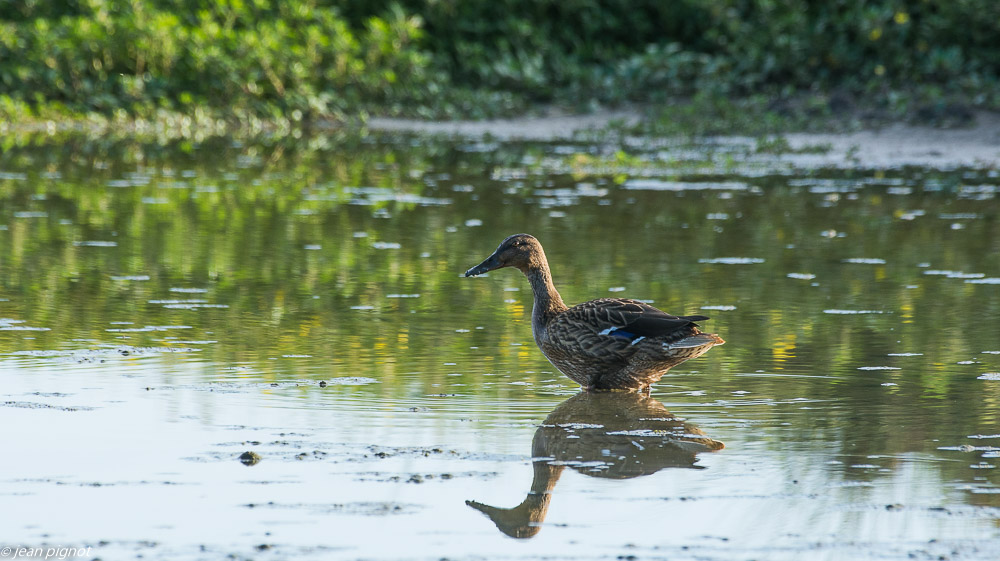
[525, 265, 567, 325]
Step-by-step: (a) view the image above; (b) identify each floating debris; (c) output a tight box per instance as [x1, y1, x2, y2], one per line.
[0, 318, 51, 331]
[2, 401, 95, 412]
[623, 180, 749, 191]
[9, 345, 200, 360]
[842, 258, 886, 264]
[239, 451, 262, 466]
[966, 278, 1000, 285]
[458, 142, 499, 153]
[345, 186, 451, 206]
[698, 257, 765, 265]
[243, 500, 419, 515]
[939, 445, 984, 452]
[324, 377, 379, 385]
[923, 270, 984, 278]
[106, 325, 193, 332]
[108, 177, 151, 187]
[898, 210, 926, 220]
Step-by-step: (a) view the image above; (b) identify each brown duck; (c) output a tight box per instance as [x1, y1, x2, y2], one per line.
[465, 234, 723, 391]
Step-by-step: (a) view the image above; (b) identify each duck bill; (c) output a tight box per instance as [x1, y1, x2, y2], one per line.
[465, 254, 502, 277]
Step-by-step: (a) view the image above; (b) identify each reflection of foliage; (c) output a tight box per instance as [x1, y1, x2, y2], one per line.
[1, 133, 999, 487]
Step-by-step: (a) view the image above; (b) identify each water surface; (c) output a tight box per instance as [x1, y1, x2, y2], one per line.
[1, 130, 998, 560]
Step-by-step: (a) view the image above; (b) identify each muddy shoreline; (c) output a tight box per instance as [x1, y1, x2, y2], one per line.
[368, 109, 1000, 168]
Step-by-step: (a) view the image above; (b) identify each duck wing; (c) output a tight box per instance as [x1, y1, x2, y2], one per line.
[547, 298, 708, 362]
[574, 298, 706, 337]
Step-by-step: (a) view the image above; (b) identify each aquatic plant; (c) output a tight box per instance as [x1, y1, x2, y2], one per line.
[1, 1, 998, 123]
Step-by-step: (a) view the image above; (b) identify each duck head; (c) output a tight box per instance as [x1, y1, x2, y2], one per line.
[465, 233, 545, 277]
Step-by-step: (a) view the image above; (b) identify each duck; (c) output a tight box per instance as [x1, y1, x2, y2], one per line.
[464, 233, 723, 391]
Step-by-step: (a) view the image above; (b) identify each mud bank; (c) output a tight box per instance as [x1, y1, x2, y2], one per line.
[785, 111, 1000, 168]
[366, 108, 643, 141]
[368, 109, 1000, 168]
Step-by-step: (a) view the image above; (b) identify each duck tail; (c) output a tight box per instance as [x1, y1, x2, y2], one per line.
[670, 332, 725, 348]
[681, 315, 710, 323]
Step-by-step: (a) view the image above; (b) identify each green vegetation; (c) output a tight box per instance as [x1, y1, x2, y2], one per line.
[1, 1, 999, 126]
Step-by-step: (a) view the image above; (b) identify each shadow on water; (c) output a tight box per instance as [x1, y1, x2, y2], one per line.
[466, 391, 724, 538]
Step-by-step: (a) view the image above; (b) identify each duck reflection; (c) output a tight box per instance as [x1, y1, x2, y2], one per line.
[466, 391, 723, 538]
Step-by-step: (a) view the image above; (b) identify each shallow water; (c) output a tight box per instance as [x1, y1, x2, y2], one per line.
[1, 130, 999, 560]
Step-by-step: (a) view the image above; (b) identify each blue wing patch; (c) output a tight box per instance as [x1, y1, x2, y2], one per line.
[609, 329, 637, 339]
[600, 327, 637, 340]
